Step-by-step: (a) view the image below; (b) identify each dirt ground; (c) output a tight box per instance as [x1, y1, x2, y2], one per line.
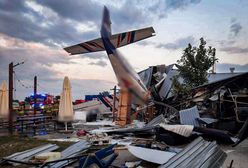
[222, 139, 248, 168]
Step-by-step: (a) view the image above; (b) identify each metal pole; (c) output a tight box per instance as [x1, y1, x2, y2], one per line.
[33, 76, 37, 135]
[34, 76, 37, 116]
[112, 85, 116, 122]
[8, 61, 25, 134]
[8, 62, 13, 134]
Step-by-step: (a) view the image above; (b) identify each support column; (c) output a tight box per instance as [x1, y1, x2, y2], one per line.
[116, 88, 132, 127]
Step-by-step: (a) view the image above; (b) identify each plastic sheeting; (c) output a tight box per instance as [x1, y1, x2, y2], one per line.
[159, 123, 194, 137]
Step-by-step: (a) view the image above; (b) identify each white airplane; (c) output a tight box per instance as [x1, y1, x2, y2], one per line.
[64, 6, 155, 104]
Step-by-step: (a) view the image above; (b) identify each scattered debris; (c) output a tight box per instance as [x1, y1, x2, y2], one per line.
[128, 145, 176, 164]
[159, 123, 193, 137]
[179, 106, 217, 126]
[2, 144, 59, 166]
[1, 141, 90, 168]
[124, 161, 142, 168]
[76, 129, 87, 137]
[79, 144, 118, 168]
[87, 133, 111, 146]
[45, 140, 90, 168]
[34, 152, 61, 163]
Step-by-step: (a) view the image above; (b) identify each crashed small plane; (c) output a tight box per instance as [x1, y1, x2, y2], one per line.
[64, 6, 155, 104]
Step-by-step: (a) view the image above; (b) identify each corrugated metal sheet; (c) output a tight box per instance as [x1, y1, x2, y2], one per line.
[179, 106, 200, 126]
[46, 140, 90, 168]
[5, 144, 59, 165]
[138, 67, 153, 88]
[159, 137, 227, 168]
[197, 117, 218, 125]
[103, 126, 155, 135]
[162, 70, 244, 99]
[207, 73, 243, 85]
[194, 72, 247, 90]
[146, 114, 168, 127]
[171, 71, 242, 86]
[159, 66, 175, 100]
[105, 115, 167, 135]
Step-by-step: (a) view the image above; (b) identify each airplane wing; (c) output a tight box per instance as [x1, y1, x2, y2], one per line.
[64, 27, 155, 55]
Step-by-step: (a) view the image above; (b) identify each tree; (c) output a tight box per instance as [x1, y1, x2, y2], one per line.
[172, 38, 217, 96]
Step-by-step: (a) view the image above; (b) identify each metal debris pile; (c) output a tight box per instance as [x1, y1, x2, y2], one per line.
[2, 65, 248, 168]
[0, 141, 91, 168]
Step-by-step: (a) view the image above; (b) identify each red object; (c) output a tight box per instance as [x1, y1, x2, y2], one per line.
[74, 99, 86, 105]
[76, 130, 87, 136]
[19, 101, 25, 106]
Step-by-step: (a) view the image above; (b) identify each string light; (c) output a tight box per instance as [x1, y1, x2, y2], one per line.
[13, 72, 33, 89]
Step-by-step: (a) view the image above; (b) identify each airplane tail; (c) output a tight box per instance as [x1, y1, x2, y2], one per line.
[101, 6, 112, 38]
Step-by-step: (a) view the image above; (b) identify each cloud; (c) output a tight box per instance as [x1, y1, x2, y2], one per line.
[217, 19, 245, 54]
[220, 46, 248, 54]
[230, 19, 242, 37]
[216, 40, 235, 46]
[0, 0, 202, 48]
[38, 0, 152, 32]
[0, 34, 67, 83]
[149, 0, 202, 18]
[37, 0, 102, 23]
[165, 0, 201, 10]
[0, 0, 98, 47]
[88, 60, 108, 67]
[138, 36, 195, 50]
[157, 36, 195, 50]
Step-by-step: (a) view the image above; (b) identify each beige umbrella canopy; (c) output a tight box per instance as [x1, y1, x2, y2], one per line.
[58, 77, 73, 130]
[0, 80, 9, 119]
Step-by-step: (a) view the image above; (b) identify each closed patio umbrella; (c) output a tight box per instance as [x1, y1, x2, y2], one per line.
[58, 76, 73, 130]
[0, 80, 9, 119]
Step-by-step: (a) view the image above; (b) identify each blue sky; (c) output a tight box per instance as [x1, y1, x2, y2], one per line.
[0, 0, 248, 100]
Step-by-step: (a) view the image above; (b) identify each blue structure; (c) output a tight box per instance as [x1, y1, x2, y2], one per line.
[79, 144, 118, 168]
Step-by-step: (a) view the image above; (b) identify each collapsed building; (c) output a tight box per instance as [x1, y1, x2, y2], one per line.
[134, 64, 248, 146]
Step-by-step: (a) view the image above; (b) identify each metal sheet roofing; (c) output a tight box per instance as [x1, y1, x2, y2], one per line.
[159, 137, 227, 168]
[159, 67, 175, 100]
[47, 140, 90, 168]
[161, 69, 244, 99]
[146, 114, 168, 127]
[4, 144, 59, 165]
[179, 106, 200, 126]
[138, 66, 153, 88]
